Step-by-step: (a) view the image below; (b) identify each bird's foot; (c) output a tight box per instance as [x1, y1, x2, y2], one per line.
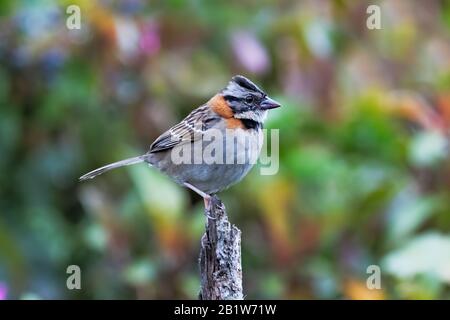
[203, 195, 216, 220]
[183, 182, 215, 219]
[201, 233, 210, 249]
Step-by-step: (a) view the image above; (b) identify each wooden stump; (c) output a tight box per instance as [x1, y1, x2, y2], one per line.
[198, 195, 243, 300]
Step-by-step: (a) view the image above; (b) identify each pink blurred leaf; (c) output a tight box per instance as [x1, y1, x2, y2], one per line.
[231, 30, 270, 74]
[0, 283, 7, 300]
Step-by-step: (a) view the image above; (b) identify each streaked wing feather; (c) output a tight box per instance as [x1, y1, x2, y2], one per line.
[149, 105, 219, 153]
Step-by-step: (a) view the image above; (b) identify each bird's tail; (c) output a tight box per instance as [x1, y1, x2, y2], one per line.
[79, 155, 146, 181]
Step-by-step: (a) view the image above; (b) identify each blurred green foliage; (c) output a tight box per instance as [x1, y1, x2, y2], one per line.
[0, 0, 450, 299]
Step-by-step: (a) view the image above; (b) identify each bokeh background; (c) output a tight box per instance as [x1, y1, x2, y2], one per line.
[1, 0, 450, 299]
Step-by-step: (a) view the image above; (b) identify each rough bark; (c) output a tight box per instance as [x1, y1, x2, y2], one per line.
[198, 195, 243, 300]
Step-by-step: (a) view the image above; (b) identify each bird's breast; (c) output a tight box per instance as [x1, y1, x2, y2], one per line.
[222, 128, 263, 165]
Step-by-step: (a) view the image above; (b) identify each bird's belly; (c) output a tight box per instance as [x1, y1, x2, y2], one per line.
[148, 128, 263, 194]
[188, 129, 262, 193]
[188, 163, 253, 194]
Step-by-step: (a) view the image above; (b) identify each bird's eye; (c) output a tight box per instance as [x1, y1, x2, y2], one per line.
[245, 95, 254, 104]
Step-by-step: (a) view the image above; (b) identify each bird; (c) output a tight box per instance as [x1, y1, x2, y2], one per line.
[79, 75, 281, 207]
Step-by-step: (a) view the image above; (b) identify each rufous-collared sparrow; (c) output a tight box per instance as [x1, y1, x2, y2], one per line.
[79, 75, 281, 204]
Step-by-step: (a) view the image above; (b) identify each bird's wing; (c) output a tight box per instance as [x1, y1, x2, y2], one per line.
[149, 105, 220, 153]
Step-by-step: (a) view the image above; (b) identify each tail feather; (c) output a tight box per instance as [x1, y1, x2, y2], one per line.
[79, 155, 146, 181]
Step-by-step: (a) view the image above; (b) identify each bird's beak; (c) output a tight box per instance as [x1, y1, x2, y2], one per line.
[260, 96, 281, 110]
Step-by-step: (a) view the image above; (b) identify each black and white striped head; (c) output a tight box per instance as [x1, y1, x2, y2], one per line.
[221, 75, 281, 123]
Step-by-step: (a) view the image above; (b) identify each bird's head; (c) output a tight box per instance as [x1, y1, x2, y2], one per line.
[220, 75, 281, 123]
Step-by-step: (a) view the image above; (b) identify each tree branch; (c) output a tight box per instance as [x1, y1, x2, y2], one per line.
[198, 195, 243, 300]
